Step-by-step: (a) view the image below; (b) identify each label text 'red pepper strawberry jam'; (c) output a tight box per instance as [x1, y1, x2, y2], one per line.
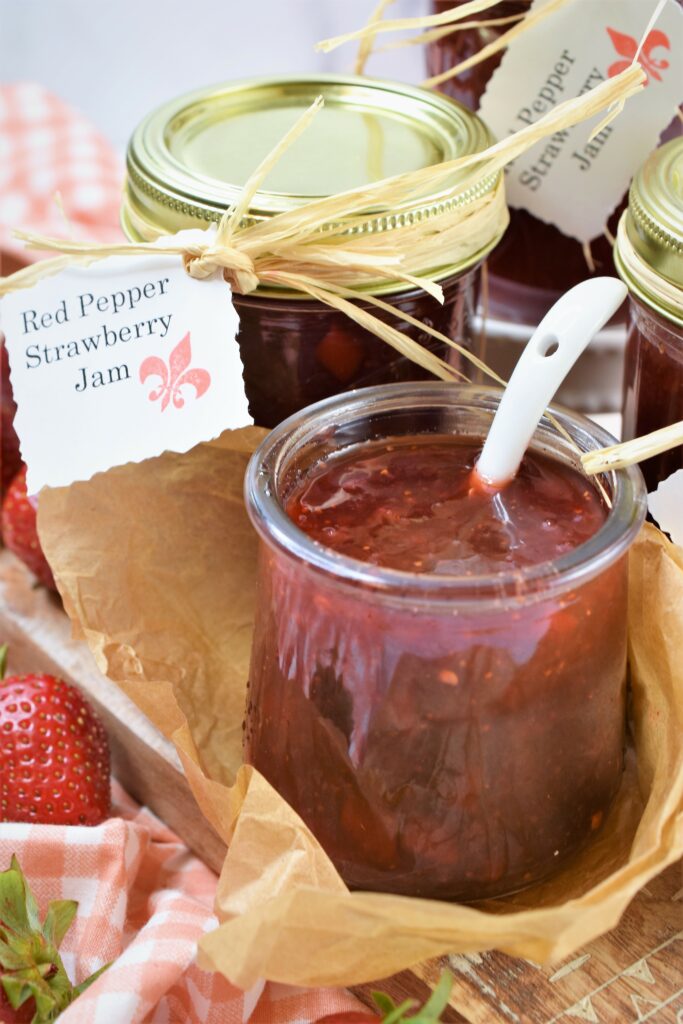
[244, 384, 647, 900]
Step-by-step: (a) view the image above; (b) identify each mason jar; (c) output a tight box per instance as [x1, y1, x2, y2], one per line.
[618, 138, 683, 493]
[426, 0, 530, 113]
[425, 0, 621, 326]
[121, 75, 505, 427]
[426, 1, 681, 413]
[243, 382, 646, 900]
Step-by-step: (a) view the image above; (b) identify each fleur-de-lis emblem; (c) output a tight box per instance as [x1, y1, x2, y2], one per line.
[607, 26, 670, 85]
[139, 332, 211, 412]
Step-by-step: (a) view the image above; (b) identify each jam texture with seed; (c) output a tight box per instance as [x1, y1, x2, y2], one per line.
[245, 436, 626, 900]
[234, 270, 477, 428]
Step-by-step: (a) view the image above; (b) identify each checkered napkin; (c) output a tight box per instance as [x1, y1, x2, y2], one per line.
[0, 781, 364, 1023]
[0, 82, 124, 264]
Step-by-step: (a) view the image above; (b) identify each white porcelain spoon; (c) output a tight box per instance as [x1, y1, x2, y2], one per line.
[475, 277, 627, 489]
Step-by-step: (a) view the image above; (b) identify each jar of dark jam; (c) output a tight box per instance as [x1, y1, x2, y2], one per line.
[426, 0, 529, 114]
[426, 0, 680, 413]
[121, 76, 504, 428]
[425, 0, 621, 326]
[618, 138, 683, 493]
[244, 383, 646, 901]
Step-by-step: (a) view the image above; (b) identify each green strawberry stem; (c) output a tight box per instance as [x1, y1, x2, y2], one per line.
[0, 644, 7, 681]
[372, 972, 454, 1023]
[0, 854, 110, 1022]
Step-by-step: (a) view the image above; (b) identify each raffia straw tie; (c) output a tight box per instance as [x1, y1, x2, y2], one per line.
[316, 0, 573, 85]
[582, 421, 683, 476]
[318, 0, 636, 274]
[0, 233, 262, 298]
[182, 243, 259, 292]
[317, 0, 533, 54]
[422, 0, 573, 89]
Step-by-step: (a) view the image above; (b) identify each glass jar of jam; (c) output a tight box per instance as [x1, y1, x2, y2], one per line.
[426, 0, 680, 413]
[618, 138, 683, 493]
[121, 76, 504, 428]
[426, 0, 530, 114]
[425, 0, 621, 324]
[244, 382, 646, 901]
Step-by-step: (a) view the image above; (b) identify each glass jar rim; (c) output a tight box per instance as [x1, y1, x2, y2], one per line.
[245, 383, 647, 606]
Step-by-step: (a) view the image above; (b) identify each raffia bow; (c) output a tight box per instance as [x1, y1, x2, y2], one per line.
[183, 244, 258, 293]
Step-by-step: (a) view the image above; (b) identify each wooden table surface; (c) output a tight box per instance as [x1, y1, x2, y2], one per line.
[1, 548, 680, 1024]
[353, 861, 682, 1023]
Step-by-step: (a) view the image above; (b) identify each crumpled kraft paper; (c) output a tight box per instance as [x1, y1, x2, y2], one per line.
[37, 434, 683, 989]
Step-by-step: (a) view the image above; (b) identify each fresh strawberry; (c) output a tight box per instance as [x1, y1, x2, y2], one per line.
[316, 973, 454, 1024]
[1, 986, 34, 1023]
[1, 342, 22, 502]
[1, 468, 56, 592]
[0, 854, 108, 1022]
[0, 647, 111, 827]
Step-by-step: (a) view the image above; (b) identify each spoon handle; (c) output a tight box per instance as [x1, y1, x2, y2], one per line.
[476, 277, 627, 487]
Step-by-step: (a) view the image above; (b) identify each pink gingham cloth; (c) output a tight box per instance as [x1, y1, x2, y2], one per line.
[0, 781, 365, 1023]
[0, 82, 124, 264]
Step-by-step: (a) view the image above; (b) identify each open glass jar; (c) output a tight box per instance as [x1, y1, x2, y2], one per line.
[244, 383, 646, 901]
[617, 138, 683, 493]
[122, 75, 504, 427]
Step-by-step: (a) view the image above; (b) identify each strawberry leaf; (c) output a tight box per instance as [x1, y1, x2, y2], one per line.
[0, 938, 26, 970]
[33, 983, 60, 1020]
[370, 973, 454, 1023]
[11, 857, 41, 934]
[409, 972, 453, 1021]
[383, 1000, 417, 1024]
[0, 868, 32, 938]
[43, 901, 77, 948]
[73, 961, 111, 997]
[372, 992, 397, 1016]
[0, 856, 94, 1022]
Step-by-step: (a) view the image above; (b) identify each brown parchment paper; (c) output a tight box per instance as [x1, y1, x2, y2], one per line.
[37, 439, 683, 989]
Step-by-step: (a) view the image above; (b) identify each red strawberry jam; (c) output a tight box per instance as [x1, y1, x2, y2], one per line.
[245, 430, 629, 901]
[285, 438, 606, 574]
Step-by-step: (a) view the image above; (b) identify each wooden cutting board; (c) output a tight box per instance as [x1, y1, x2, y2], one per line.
[1, 549, 680, 1023]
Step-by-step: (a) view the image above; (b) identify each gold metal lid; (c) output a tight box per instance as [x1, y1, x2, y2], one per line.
[122, 74, 499, 266]
[615, 137, 683, 325]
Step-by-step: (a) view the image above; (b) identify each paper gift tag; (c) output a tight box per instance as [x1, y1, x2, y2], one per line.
[478, 0, 683, 243]
[1, 234, 251, 494]
[648, 469, 683, 547]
